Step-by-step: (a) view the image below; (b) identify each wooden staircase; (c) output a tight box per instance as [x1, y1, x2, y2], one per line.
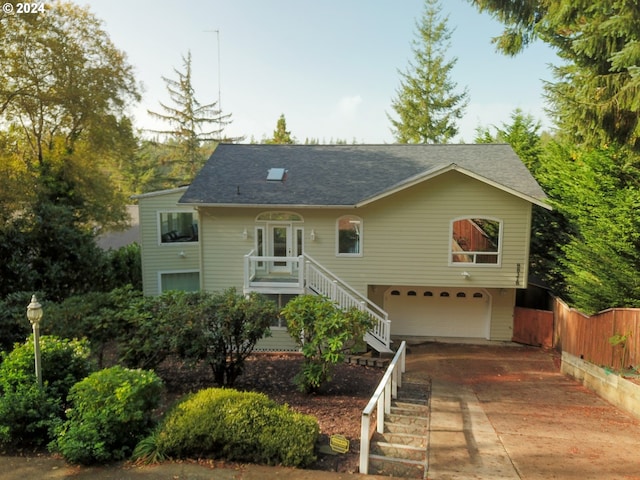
[367, 381, 431, 478]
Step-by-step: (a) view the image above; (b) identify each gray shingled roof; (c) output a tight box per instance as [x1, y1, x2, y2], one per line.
[179, 144, 547, 207]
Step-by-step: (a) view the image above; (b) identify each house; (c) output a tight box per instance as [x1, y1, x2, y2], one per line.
[136, 143, 549, 352]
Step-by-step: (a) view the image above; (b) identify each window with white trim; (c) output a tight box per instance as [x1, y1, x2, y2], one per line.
[451, 217, 501, 265]
[337, 215, 362, 256]
[159, 211, 198, 244]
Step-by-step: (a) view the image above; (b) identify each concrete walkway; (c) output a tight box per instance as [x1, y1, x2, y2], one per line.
[428, 380, 519, 479]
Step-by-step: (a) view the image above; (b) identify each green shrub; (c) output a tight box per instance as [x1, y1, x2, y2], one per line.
[0, 335, 94, 447]
[0, 382, 61, 447]
[52, 366, 163, 465]
[282, 295, 373, 393]
[118, 289, 276, 386]
[145, 388, 318, 467]
[0, 291, 35, 354]
[44, 287, 141, 367]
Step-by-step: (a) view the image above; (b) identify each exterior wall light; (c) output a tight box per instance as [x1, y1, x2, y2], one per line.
[310, 229, 316, 241]
[242, 228, 248, 240]
[26, 295, 43, 388]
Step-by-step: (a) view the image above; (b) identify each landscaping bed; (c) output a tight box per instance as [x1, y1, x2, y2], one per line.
[155, 352, 382, 473]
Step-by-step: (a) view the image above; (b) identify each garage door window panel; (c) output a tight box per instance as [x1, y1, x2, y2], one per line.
[451, 217, 501, 265]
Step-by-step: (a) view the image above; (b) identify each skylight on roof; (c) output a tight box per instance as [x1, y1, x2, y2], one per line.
[267, 168, 287, 182]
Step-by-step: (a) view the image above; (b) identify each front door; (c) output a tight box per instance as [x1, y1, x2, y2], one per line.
[269, 224, 292, 273]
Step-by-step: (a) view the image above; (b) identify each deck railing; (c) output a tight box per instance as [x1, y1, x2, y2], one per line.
[304, 254, 391, 351]
[359, 340, 407, 475]
[243, 251, 392, 351]
[243, 251, 305, 293]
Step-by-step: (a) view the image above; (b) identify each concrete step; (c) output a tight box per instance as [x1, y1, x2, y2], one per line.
[374, 430, 428, 448]
[391, 402, 429, 417]
[368, 454, 426, 479]
[385, 412, 430, 429]
[371, 440, 427, 462]
[365, 381, 431, 478]
[385, 416, 428, 435]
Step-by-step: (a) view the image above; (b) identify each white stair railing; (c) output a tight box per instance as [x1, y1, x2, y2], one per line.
[304, 254, 391, 351]
[359, 340, 407, 475]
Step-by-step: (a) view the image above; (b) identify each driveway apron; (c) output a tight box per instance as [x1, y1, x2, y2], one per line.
[403, 342, 640, 480]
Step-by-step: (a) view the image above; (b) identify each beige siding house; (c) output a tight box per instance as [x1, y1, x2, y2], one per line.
[137, 144, 549, 352]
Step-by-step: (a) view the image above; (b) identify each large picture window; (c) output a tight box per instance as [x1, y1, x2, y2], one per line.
[451, 217, 501, 265]
[337, 215, 362, 256]
[159, 211, 198, 244]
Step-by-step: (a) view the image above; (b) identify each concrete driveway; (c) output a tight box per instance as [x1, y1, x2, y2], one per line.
[403, 341, 640, 480]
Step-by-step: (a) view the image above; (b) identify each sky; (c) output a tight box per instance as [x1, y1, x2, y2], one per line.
[81, 0, 559, 144]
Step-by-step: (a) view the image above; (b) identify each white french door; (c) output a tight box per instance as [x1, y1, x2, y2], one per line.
[269, 224, 292, 273]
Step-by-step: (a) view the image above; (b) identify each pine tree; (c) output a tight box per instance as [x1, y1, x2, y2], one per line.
[469, 0, 640, 151]
[388, 0, 468, 143]
[148, 51, 232, 182]
[265, 114, 294, 144]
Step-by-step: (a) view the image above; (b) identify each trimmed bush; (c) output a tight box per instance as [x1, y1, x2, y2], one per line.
[146, 388, 318, 468]
[52, 366, 163, 465]
[0, 335, 94, 447]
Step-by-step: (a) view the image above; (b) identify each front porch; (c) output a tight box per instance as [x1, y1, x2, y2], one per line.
[243, 252, 305, 295]
[243, 251, 393, 353]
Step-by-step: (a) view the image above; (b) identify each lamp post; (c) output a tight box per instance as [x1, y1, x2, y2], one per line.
[26, 295, 43, 388]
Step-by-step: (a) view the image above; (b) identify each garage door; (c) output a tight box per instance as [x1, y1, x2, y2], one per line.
[384, 286, 491, 338]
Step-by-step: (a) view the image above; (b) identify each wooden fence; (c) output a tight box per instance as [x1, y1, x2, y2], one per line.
[514, 298, 640, 370]
[554, 298, 640, 370]
[513, 306, 554, 348]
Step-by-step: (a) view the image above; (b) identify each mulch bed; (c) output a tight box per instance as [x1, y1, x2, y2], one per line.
[155, 352, 383, 473]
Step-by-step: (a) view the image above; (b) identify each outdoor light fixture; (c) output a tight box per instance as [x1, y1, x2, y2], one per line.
[26, 295, 43, 388]
[242, 228, 248, 240]
[310, 229, 316, 241]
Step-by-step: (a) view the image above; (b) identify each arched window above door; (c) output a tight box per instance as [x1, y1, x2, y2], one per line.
[256, 211, 303, 222]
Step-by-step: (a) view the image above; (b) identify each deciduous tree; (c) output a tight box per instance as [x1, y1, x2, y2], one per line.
[0, 1, 139, 228]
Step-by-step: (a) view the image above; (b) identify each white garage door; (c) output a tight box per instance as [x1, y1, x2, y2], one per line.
[384, 286, 491, 338]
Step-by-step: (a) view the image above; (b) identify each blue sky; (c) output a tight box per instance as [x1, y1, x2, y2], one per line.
[82, 0, 558, 143]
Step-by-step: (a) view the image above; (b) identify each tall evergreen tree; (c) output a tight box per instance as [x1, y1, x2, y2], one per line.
[265, 114, 295, 144]
[538, 143, 640, 313]
[389, 0, 468, 143]
[475, 110, 568, 295]
[468, 0, 640, 151]
[148, 51, 232, 183]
